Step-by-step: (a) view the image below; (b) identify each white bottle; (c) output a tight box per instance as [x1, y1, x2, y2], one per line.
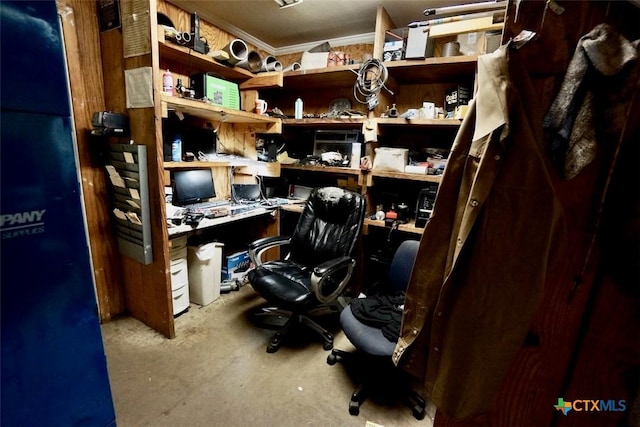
[294, 98, 303, 119]
[163, 69, 173, 96]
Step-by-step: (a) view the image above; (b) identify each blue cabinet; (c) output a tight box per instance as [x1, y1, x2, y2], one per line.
[1, 1, 116, 426]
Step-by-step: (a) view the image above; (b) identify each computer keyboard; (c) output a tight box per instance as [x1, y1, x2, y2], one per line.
[184, 200, 229, 213]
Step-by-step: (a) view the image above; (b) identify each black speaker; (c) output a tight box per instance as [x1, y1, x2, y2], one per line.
[415, 183, 438, 228]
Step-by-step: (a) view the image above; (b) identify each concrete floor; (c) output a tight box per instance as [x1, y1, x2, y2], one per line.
[101, 285, 435, 426]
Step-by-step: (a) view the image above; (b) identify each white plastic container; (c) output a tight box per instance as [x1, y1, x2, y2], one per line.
[169, 236, 190, 315]
[294, 98, 303, 119]
[170, 257, 189, 288]
[162, 69, 173, 95]
[170, 257, 189, 315]
[187, 242, 224, 306]
[373, 147, 409, 172]
[170, 235, 188, 260]
[172, 282, 189, 315]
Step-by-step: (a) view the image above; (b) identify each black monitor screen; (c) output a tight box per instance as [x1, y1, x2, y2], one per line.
[233, 184, 261, 202]
[172, 169, 216, 205]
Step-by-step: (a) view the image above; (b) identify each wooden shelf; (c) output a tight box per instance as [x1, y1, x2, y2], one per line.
[158, 40, 255, 82]
[164, 159, 280, 177]
[158, 40, 283, 89]
[282, 64, 361, 89]
[160, 94, 282, 133]
[375, 117, 462, 127]
[279, 56, 477, 89]
[364, 218, 424, 235]
[163, 161, 231, 169]
[279, 117, 460, 130]
[384, 56, 478, 84]
[370, 170, 442, 183]
[281, 163, 362, 176]
[282, 118, 367, 128]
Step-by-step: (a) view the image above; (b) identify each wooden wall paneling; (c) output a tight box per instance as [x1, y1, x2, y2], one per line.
[371, 72, 397, 118]
[57, 0, 125, 321]
[215, 123, 262, 159]
[393, 82, 450, 117]
[100, 29, 128, 113]
[264, 87, 362, 117]
[241, 89, 259, 113]
[157, 0, 268, 59]
[277, 52, 301, 70]
[339, 43, 376, 64]
[434, 1, 640, 426]
[277, 43, 374, 71]
[157, 56, 191, 93]
[212, 167, 231, 200]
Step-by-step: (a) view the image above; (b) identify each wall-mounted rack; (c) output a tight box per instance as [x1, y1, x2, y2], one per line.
[106, 144, 153, 265]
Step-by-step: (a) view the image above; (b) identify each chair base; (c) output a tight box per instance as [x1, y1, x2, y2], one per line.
[253, 306, 337, 353]
[327, 348, 427, 420]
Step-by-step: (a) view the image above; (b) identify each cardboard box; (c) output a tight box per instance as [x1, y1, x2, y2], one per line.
[455, 105, 469, 119]
[300, 51, 330, 70]
[222, 250, 252, 281]
[445, 85, 471, 113]
[405, 26, 435, 59]
[383, 28, 406, 62]
[373, 147, 409, 172]
[456, 31, 486, 56]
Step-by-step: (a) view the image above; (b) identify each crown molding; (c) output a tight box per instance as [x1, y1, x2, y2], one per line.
[178, 2, 375, 57]
[197, 12, 278, 55]
[274, 32, 375, 56]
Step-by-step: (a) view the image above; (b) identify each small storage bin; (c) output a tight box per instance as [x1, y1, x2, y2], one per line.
[172, 281, 190, 316]
[373, 147, 409, 172]
[170, 235, 190, 315]
[170, 235, 188, 260]
[170, 257, 189, 289]
[188, 242, 224, 306]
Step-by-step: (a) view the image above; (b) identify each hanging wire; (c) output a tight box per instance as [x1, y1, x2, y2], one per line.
[352, 58, 394, 110]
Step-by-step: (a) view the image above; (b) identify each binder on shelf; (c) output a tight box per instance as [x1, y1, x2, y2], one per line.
[106, 144, 153, 264]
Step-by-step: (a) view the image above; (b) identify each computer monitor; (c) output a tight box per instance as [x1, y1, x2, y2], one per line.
[232, 183, 261, 203]
[172, 169, 216, 206]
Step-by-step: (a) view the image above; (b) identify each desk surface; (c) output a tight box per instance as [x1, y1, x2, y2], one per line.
[167, 206, 274, 237]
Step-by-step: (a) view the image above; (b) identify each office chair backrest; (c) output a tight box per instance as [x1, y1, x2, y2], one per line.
[289, 187, 365, 268]
[388, 240, 420, 292]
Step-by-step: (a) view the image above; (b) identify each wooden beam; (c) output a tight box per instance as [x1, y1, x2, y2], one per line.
[374, 6, 396, 60]
[239, 72, 284, 90]
[58, 0, 125, 322]
[428, 16, 503, 37]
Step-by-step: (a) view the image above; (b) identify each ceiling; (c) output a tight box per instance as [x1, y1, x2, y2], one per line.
[168, 0, 486, 54]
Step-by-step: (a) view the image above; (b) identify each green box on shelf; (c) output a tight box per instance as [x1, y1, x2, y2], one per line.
[190, 72, 240, 110]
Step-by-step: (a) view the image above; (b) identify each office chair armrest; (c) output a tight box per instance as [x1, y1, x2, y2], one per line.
[311, 256, 356, 303]
[248, 235, 291, 267]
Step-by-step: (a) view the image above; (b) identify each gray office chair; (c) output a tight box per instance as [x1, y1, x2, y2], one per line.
[327, 239, 427, 420]
[247, 187, 366, 353]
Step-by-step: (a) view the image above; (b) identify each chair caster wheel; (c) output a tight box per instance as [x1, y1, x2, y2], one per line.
[323, 341, 333, 351]
[349, 400, 360, 416]
[267, 338, 281, 353]
[327, 353, 337, 365]
[412, 406, 425, 420]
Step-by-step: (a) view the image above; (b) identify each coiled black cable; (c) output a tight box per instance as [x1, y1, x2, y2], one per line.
[352, 58, 394, 110]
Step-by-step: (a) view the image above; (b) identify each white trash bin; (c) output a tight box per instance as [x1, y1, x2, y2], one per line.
[187, 242, 224, 306]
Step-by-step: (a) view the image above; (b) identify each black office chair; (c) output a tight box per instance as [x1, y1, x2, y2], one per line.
[327, 239, 427, 420]
[247, 187, 366, 353]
